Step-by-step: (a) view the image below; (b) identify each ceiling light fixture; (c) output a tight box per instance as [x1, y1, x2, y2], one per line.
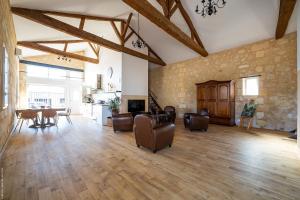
[195, 0, 226, 17]
[132, 13, 146, 49]
[57, 56, 71, 62]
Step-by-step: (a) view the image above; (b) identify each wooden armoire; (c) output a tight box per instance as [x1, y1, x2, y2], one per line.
[196, 80, 235, 126]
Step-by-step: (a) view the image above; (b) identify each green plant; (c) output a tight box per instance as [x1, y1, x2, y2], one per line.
[108, 95, 121, 113]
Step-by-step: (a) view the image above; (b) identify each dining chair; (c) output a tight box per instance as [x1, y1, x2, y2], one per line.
[18, 110, 38, 133]
[42, 109, 58, 127]
[58, 108, 72, 124]
[13, 110, 22, 132]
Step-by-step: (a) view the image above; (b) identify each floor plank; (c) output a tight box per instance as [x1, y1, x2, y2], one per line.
[1, 116, 300, 200]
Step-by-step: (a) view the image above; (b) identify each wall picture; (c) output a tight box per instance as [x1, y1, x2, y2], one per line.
[2, 44, 9, 109]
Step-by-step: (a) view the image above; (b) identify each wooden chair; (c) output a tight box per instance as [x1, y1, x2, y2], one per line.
[18, 110, 38, 133]
[13, 110, 22, 132]
[42, 109, 58, 127]
[58, 108, 72, 124]
[239, 116, 254, 130]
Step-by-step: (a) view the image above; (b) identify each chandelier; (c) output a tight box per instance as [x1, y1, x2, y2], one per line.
[132, 13, 146, 49]
[195, 0, 227, 17]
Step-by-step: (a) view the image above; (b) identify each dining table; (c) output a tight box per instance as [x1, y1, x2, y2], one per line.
[16, 107, 66, 128]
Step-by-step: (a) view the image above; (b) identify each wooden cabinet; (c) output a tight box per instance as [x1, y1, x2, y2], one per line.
[196, 80, 235, 126]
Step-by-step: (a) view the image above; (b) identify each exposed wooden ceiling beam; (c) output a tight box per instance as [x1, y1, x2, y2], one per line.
[79, 17, 86, 30]
[27, 40, 85, 44]
[122, 0, 208, 57]
[169, 3, 178, 17]
[122, 13, 133, 38]
[111, 21, 123, 44]
[11, 7, 166, 66]
[18, 41, 99, 64]
[13, 7, 125, 22]
[275, 0, 297, 39]
[156, 0, 169, 18]
[175, 0, 205, 48]
[88, 42, 100, 58]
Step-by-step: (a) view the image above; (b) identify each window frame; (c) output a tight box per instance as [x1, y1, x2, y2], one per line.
[1, 44, 9, 110]
[242, 76, 259, 96]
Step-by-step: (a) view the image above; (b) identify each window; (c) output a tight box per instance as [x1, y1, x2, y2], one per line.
[69, 71, 83, 80]
[2, 44, 9, 109]
[27, 85, 65, 108]
[243, 77, 259, 96]
[26, 64, 82, 81]
[49, 68, 66, 79]
[27, 65, 48, 78]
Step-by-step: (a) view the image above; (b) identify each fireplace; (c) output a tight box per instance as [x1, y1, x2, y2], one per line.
[128, 100, 145, 113]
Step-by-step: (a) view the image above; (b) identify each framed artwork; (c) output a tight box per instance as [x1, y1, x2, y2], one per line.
[2, 44, 9, 109]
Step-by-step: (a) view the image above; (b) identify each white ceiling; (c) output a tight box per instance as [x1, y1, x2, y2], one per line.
[11, 0, 298, 64]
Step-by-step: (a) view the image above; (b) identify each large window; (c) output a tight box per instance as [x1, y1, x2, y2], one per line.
[26, 64, 83, 80]
[243, 77, 259, 96]
[27, 85, 65, 108]
[2, 44, 9, 109]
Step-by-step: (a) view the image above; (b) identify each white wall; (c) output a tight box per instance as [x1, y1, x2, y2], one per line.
[122, 36, 149, 96]
[85, 47, 122, 92]
[121, 53, 148, 96]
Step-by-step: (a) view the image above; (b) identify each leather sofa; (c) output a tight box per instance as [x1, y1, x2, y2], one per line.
[134, 115, 175, 153]
[112, 113, 134, 132]
[184, 109, 209, 131]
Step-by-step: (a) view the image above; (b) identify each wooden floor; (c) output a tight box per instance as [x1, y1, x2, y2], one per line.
[1, 116, 300, 200]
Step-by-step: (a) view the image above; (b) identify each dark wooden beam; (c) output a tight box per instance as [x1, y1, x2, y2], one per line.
[157, 0, 169, 17]
[88, 42, 100, 58]
[28, 40, 85, 44]
[122, 13, 133, 38]
[79, 17, 85, 30]
[175, 0, 205, 48]
[18, 41, 99, 64]
[169, 3, 178, 17]
[124, 30, 134, 43]
[12, 7, 124, 22]
[110, 21, 123, 44]
[276, 0, 297, 39]
[11, 7, 166, 66]
[63, 43, 68, 52]
[122, 0, 208, 57]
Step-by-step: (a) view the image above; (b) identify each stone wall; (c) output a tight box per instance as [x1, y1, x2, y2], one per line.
[0, 0, 19, 153]
[150, 33, 297, 131]
[297, 2, 300, 149]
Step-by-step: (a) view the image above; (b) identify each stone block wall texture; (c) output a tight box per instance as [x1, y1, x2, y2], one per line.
[19, 52, 85, 107]
[0, 0, 19, 153]
[150, 33, 297, 131]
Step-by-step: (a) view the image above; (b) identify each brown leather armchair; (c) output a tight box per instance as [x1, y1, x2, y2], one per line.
[164, 106, 176, 123]
[134, 115, 175, 153]
[184, 109, 209, 131]
[112, 113, 134, 132]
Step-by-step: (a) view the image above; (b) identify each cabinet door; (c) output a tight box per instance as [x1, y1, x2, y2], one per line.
[206, 85, 217, 116]
[197, 86, 206, 100]
[217, 84, 230, 118]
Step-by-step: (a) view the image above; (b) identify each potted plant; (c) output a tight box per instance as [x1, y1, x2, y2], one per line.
[108, 95, 121, 116]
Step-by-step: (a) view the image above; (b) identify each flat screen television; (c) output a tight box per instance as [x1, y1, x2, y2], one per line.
[128, 100, 145, 113]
